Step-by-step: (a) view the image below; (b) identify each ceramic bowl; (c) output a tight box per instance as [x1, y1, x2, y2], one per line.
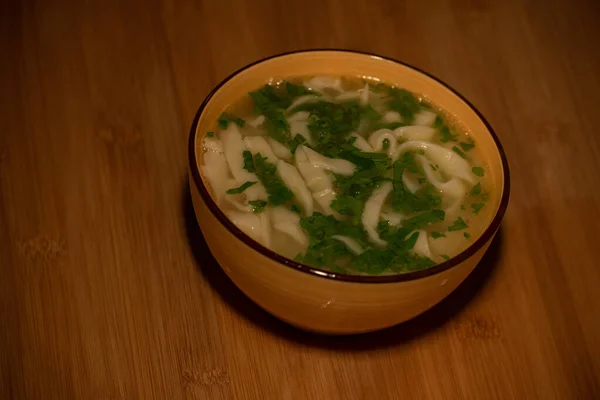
[188, 50, 510, 334]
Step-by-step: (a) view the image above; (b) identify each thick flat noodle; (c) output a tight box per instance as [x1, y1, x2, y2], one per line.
[203, 137, 223, 153]
[303, 146, 356, 176]
[312, 188, 338, 216]
[402, 171, 421, 194]
[332, 235, 365, 255]
[368, 129, 397, 158]
[412, 230, 432, 258]
[413, 110, 437, 126]
[304, 76, 343, 93]
[290, 118, 313, 146]
[287, 95, 320, 112]
[350, 133, 374, 152]
[243, 136, 278, 161]
[359, 84, 370, 106]
[288, 111, 310, 122]
[270, 206, 308, 247]
[248, 115, 265, 127]
[381, 206, 405, 226]
[393, 126, 436, 142]
[416, 155, 466, 198]
[295, 146, 337, 216]
[227, 211, 263, 243]
[221, 125, 267, 200]
[267, 137, 292, 160]
[202, 150, 234, 202]
[335, 92, 361, 102]
[382, 111, 403, 123]
[362, 181, 393, 246]
[276, 160, 313, 215]
[393, 140, 475, 183]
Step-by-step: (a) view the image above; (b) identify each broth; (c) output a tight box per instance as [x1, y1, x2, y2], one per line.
[199, 76, 493, 275]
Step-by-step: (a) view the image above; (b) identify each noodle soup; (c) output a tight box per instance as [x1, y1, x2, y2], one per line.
[199, 76, 492, 275]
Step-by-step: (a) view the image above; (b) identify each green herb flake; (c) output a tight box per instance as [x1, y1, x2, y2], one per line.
[460, 204, 466, 211]
[472, 167, 485, 177]
[441, 254, 450, 260]
[471, 202, 485, 214]
[431, 231, 446, 239]
[218, 112, 245, 129]
[206, 131, 215, 137]
[226, 181, 257, 195]
[448, 217, 469, 231]
[452, 146, 469, 160]
[459, 141, 475, 152]
[401, 209, 445, 230]
[434, 115, 458, 143]
[248, 200, 268, 214]
[252, 153, 294, 205]
[464, 232, 472, 239]
[242, 151, 255, 172]
[288, 134, 306, 154]
[470, 182, 482, 196]
[386, 87, 421, 124]
[290, 204, 302, 214]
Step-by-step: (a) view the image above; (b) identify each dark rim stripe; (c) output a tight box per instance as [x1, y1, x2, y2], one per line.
[188, 49, 511, 284]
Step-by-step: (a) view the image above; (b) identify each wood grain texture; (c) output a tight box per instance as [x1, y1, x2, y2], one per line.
[1, 0, 599, 398]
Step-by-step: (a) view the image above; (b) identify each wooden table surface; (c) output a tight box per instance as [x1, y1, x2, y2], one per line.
[2, 0, 600, 398]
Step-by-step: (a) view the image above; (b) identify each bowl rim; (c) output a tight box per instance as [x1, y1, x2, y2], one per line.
[188, 49, 510, 284]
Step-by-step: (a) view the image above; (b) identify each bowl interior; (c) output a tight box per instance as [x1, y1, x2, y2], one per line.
[190, 50, 508, 281]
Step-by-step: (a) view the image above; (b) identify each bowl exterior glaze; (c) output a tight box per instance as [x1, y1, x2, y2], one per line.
[188, 50, 508, 334]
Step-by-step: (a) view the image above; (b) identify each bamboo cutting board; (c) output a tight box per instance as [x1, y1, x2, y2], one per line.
[1, 0, 599, 398]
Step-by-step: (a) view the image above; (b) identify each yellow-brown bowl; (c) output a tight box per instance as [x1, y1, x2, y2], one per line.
[188, 50, 510, 335]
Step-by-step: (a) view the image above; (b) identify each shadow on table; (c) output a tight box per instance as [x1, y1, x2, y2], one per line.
[183, 181, 503, 351]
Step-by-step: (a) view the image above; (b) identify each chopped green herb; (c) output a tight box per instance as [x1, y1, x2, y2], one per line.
[417, 149, 425, 155]
[392, 153, 442, 213]
[441, 254, 450, 260]
[448, 217, 468, 231]
[472, 167, 485, 177]
[460, 204, 466, 211]
[226, 181, 257, 195]
[242, 151, 255, 172]
[290, 204, 302, 214]
[434, 115, 458, 143]
[288, 134, 306, 154]
[470, 182, 482, 196]
[248, 200, 268, 214]
[361, 104, 382, 122]
[430, 164, 438, 171]
[401, 209, 445, 230]
[382, 139, 390, 151]
[464, 232, 472, 238]
[386, 87, 421, 124]
[206, 131, 215, 137]
[452, 146, 469, 160]
[218, 112, 245, 129]
[471, 202, 485, 214]
[251, 153, 294, 205]
[431, 232, 446, 239]
[284, 81, 314, 98]
[418, 177, 426, 184]
[459, 141, 475, 152]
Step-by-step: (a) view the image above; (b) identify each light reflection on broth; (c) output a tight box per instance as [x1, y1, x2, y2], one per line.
[199, 76, 492, 275]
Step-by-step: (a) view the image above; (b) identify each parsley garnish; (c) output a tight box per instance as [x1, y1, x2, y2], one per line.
[459, 138, 475, 151]
[250, 153, 294, 205]
[448, 217, 468, 231]
[441, 254, 450, 260]
[248, 199, 268, 214]
[288, 134, 306, 154]
[401, 209, 445, 230]
[385, 87, 421, 124]
[472, 167, 485, 177]
[434, 115, 458, 143]
[226, 181, 257, 194]
[206, 131, 215, 137]
[471, 202, 485, 214]
[470, 182, 482, 196]
[431, 232, 446, 239]
[242, 151, 255, 172]
[464, 232, 472, 238]
[218, 112, 245, 129]
[392, 153, 442, 213]
[290, 204, 301, 214]
[452, 146, 469, 160]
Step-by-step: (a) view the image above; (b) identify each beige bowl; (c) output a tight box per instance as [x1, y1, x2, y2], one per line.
[188, 50, 510, 335]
